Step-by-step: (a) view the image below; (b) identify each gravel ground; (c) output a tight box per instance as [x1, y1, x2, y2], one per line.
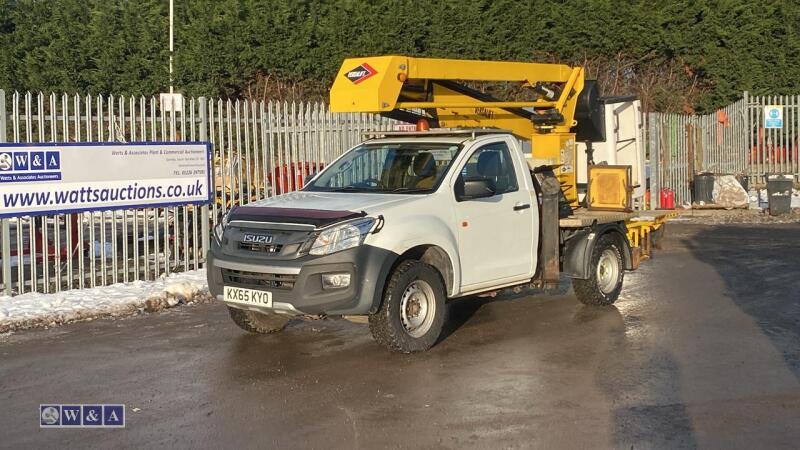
[669, 208, 800, 224]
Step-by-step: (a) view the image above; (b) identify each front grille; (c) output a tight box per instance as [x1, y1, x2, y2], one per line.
[222, 268, 297, 290]
[238, 242, 284, 254]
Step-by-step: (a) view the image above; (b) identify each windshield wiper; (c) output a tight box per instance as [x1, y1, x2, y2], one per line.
[328, 186, 367, 192]
[389, 187, 430, 193]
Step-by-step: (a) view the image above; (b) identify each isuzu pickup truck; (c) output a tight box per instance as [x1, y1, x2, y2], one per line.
[208, 129, 638, 352]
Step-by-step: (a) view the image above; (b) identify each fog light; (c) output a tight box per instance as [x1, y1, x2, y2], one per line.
[322, 273, 351, 289]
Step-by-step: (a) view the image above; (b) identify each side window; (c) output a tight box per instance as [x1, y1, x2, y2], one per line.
[457, 142, 519, 195]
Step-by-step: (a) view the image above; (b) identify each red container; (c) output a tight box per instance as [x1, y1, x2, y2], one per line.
[659, 188, 675, 210]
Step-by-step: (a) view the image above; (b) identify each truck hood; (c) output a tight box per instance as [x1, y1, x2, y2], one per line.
[247, 191, 419, 215]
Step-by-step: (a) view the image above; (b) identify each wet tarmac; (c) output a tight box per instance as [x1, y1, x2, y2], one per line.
[1, 223, 799, 449]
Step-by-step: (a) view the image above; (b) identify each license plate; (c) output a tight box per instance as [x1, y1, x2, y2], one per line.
[223, 286, 273, 308]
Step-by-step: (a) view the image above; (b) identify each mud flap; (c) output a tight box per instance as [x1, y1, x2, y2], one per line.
[533, 168, 563, 289]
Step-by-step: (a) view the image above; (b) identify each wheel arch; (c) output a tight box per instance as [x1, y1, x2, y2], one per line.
[368, 243, 455, 313]
[396, 244, 455, 295]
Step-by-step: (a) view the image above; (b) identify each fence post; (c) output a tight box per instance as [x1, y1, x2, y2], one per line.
[0, 90, 10, 295]
[743, 91, 750, 179]
[647, 112, 659, 209]
[199, 97, 210, 267]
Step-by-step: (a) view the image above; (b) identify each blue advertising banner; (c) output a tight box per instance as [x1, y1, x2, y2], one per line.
[0, 142, 212, 218]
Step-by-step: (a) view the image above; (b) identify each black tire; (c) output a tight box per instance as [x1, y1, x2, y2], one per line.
[369, 260, 447, 353]
[227, 306, 290, 334]
[572, 234, 624, 306]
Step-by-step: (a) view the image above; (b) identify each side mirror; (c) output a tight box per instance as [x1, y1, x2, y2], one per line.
[457, 178, 496, 201]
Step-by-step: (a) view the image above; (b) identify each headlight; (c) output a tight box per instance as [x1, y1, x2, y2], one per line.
[214, 212, 230, 242]
[308, 218, 375, 256]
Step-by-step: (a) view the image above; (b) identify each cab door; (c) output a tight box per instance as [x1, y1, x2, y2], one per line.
[452, 138, 535, 290]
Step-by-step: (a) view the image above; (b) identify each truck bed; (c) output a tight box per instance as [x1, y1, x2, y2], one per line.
[559, 208, 674, 228]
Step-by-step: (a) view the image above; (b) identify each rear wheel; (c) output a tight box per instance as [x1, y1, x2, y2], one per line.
[369, 260, 446, 353]
[227, 306, 290, 333]
[572, 234, 624, 306]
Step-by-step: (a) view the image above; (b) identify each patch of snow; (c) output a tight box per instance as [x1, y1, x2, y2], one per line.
[0, 270, 210, 333]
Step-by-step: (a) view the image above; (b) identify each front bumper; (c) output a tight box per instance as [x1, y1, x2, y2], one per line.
[207, 240, 397, 316]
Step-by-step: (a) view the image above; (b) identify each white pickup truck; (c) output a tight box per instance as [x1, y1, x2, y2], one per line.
[208, 129, 635, 352]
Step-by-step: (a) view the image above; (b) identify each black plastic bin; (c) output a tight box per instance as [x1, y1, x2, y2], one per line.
[692, 173, 715, 204]
[766, 175, 793, 216]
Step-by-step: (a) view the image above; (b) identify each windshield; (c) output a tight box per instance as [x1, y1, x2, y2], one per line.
[305, 142, 461, 193]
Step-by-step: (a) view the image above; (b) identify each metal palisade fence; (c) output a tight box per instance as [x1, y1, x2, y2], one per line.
[647, 92, 799, 207]
[0, 90, 395, 295]
[1, 88, 797, 295]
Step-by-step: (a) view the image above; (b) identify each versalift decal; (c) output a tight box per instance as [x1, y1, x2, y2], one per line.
[345, 63, 378, 84]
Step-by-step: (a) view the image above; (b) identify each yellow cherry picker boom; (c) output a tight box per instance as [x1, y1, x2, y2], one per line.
[329, 55, 671, 284]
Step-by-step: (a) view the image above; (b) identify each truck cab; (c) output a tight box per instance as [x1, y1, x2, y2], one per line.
[208, 129, 630, 352]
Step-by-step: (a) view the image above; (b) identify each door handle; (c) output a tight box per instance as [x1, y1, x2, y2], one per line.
[513, 203, 531, 211]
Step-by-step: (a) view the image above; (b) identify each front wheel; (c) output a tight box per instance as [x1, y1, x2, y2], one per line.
[572, 234, 624, 306]
[369, 260, 446, 353]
